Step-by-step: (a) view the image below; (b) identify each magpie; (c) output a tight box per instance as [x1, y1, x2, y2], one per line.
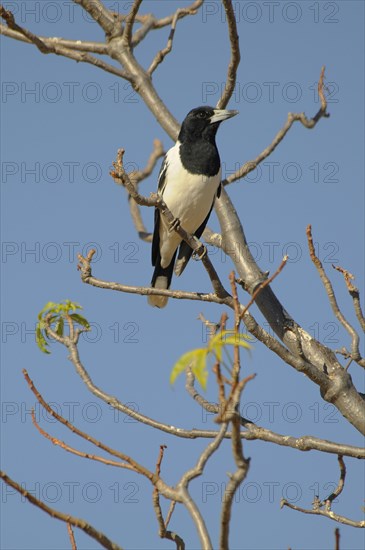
[148, 106, 238, 308]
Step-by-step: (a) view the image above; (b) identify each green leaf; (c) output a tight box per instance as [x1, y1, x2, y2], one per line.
[208, 330, 251, 359]
[170, 329, 253, 390]
[70, 313, 90, 330]
[36, 326, 50, 354]
[55, 317, 64, 337]
[37, 301, 57, 320]
[36, 300, 86, 355]
[170, 348, 207, 388]
[221, 336, 251, 350]
[191, 349, 210, 390]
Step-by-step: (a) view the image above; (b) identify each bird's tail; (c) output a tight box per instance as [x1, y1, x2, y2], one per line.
[148, 251, 177, 308]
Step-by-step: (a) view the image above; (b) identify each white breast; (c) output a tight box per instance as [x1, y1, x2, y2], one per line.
[158, 142, 220, 268]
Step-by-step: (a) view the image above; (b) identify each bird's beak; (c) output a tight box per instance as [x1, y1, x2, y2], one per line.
[210, 109, 239, 124]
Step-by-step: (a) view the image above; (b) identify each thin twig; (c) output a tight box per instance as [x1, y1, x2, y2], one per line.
[335, 528, 340, 550]
[152, 446, 185, 550]
[220, 416, 250, 550]
[281, 454, 364, 528]
[239, 256, 288, 318]
[307, 225, 362, 364]
[123, 0, 143, 46]
[132, 0, 203, 46]
[67, 523, 77, 550]
[31, 410, 138, 472]
[333, 265, 365, 333]
[23, 369, 155, 481]
[178, 424, 229, 550]
[126, 139, 165, 242]
[217, 0, 240, 109]
[321, 456, 346, 509]
[179, 423, 228, 487]
[0, 471, 124, 550]
[280, 499, 364, 528]
[224, 67, 329, 185]
[148, 7, 196, 75]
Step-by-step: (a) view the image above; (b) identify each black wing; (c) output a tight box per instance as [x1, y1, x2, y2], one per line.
[151, 156, 168, 266]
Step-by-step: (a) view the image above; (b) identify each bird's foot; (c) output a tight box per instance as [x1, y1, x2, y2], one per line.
[192, 244, 207, 261]
[168, 217, 181, 233]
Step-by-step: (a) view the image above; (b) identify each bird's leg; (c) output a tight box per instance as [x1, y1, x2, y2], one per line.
[168, 217, 181, 233]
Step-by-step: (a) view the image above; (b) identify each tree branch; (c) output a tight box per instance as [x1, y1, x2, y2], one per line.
[185, 369, 365, 459]
[126, 139, 165, 242]
[73, 0, 119, 37]
[0, 471, 124, 550]
[281, 500, 365, 528]
[307, 225, 363, 366]
[123, 0, 143, 47]
[214, 182, 365, 434]
[216, 0, 240, 110]
[67, 523, 77, 550]
[281, 454, 365, 528]
[31, 409, 139, 472]
[333, 265, 365, 334]
[148, 6, 196, 76]
[23, 369, 156, 480]
[111, 148, 230, 301]
[152, 446, 186, 550]
[0, 6, 131, 80]
[0, 25, 109, 54]
[224, 66, 329, 186]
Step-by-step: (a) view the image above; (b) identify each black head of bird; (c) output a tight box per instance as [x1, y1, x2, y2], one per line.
[178, 106, 238, 143]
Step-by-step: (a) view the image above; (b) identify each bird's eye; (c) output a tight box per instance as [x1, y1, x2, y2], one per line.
[197, 111, 206, 119]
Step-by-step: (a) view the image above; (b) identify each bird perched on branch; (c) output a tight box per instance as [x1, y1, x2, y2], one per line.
[148, 106, 238, 308]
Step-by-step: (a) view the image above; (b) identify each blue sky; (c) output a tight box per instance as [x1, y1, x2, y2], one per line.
[1, 1, 364, 549]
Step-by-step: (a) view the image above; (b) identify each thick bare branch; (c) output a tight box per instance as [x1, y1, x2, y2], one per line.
[216, 0, 240, 109]
[0, 6, 131, 80]
[185, 369, 365, 459]
[0, 471, 124, 550]
[73, 0, 118, 36]
[0, 25, 109, 54]
[215, 184, 365, 434]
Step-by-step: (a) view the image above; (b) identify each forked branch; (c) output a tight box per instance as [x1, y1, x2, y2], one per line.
[281, 455, 364, 528]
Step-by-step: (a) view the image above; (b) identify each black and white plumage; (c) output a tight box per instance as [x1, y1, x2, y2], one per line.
[148, 106, 238, 308]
